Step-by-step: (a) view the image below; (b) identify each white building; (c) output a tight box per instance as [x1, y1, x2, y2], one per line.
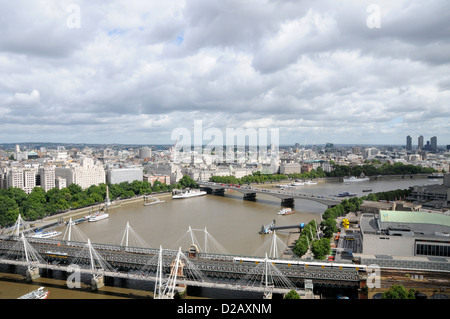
[55, 157, 106, 190]
[106, 166, 143, 184]
[55, 177, 67, 190]
[7, 168, 24, 190]
[5, 167, 38, 194]
[39, 166, 56, 192]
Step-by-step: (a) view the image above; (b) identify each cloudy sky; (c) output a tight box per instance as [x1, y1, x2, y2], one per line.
[0, 0, 449, 146]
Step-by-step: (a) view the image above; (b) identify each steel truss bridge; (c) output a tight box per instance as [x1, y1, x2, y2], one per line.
[198, 181, 342, 207]
[0, 235, 365, 298]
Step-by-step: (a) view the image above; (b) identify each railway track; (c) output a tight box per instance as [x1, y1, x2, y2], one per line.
[379, 268, 450, 289]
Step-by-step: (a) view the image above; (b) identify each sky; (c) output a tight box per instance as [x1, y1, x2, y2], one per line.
[0, 0, 449, 146]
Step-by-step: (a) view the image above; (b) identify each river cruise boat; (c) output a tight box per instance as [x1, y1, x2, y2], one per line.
[343, 176, 369, 183]
[172, 189, 207, 199]
[277, 208, 293, 215]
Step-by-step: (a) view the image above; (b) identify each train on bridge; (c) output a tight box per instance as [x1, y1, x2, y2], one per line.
[233, 256, 367, 272]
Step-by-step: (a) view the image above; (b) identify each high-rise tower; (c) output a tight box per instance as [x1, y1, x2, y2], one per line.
[406, 135, 412, 151]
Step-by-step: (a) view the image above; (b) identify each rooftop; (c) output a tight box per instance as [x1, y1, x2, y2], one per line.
[379, 210, 450, 227]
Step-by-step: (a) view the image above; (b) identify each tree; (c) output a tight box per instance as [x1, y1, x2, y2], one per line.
[179, 175, 197, 188]
[21, 187, 47, 220]
[6, 187, 27, 206]
[293, 237, 309, 257]
[382, 285, 415, 299]
[284, 289, 301, 299]
[311, 238, 331, 260]
[68, 183, 83, 195]
[0, 195, 19, 227]
[321, 218, 337, 238]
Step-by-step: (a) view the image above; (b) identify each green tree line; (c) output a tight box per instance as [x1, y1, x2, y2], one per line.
[210, 162, 435, 185]
[292, 220, 331, 260]
[0, 175, 197, 228]
[210, 168, 327, 185]
[328, 161, 436, 177]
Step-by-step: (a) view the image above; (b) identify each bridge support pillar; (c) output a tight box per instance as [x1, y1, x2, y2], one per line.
[91, 274, 104, 291]
[212, 189, 225, 196]
[243, 193, 257, 200]
[281, 198, 294, 207]
[26, 267, 40, 282]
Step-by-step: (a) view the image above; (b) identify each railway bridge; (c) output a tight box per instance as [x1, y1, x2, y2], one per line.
[0, 235, 365, 298]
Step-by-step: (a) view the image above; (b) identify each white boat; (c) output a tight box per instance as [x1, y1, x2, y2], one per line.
[278, 208, 293, 215]
[31, 230, 62, 239]
[144, 198, 165, 206]
[18, 287, 49, 299]
[305, 180, 317, 185]
[172, 189, 207, 199]
[291, 182, 304, 186]
[343, 176, 369, 183]
[88, 211, 109, 222]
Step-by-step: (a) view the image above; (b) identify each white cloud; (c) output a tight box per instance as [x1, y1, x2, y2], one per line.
[0, 0, 449, 145]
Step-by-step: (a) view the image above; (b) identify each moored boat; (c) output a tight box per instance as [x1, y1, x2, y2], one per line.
[343, 176, 369, 183]
[31, 230, 62, 238]
[337, 192, 357, 197]
[88, 211, 109, 222]
[18, 287, 49, 299]
[172, 189, 207, 199]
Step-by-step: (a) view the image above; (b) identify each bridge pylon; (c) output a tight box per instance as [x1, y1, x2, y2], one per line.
[69, 238, 114, 291]
[3, 233, 45, 281]
[156, 247, 184, 299]
[1, 214, 31, 238]
[114, 221, 149, 249]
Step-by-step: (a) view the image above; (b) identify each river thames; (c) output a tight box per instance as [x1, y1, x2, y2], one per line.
[0, 176, 433, 299]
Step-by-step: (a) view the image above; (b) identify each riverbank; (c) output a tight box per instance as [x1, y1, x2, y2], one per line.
[250, 173, 430, 187]
[31, 192, 172, 229]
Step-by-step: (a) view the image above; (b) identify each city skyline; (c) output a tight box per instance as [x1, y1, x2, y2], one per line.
[0, 1, 449, 145]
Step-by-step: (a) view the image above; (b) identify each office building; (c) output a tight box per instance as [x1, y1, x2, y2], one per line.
[418, 135, 423, 151]
[55, 157, 105, 190]
[5, 167, 38, 194]
[139, 147, 152, 160]
[431, 136, 437, 152]
[280, 163, 301, 174]
[55, 177, 67, 190]
[406, 135, 412, 151]
[38, 166, 56, 192]
[144, 174, 170, 185]
[106, 166, 143, 184]
[360, 210, 450, 258]
[408, 173, 450, 209]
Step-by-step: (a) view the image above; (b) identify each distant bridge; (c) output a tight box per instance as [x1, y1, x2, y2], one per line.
[198, 181, 342, 207]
